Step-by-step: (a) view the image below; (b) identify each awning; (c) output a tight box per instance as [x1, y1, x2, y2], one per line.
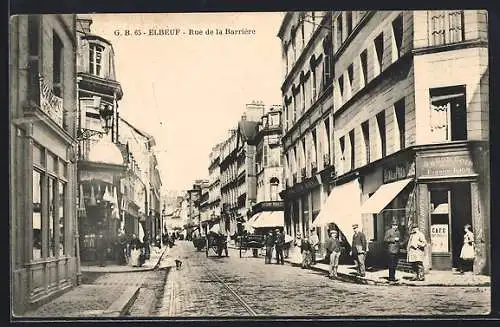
[244, 213, 261, 232]
[360, 178, 413, 214]
[312, 178, 362, 246]
[251, 211, 284, 229]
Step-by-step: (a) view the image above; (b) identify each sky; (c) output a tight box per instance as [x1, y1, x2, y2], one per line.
[90, 13, 284, 193]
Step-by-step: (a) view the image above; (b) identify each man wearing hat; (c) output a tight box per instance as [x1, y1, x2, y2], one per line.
[384, 218, 402, 282]
[325, 229, 343, 279]
[407, 223, 427, 281]
[274, 228, 285, 265]
[309, 228, 320, 265]
[351, 224, 367, 277]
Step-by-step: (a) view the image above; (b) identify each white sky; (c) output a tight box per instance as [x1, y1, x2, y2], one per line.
[90, 13, 284, 192]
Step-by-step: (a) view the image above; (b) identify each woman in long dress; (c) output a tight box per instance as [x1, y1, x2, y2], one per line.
[459, 224, 475, 273]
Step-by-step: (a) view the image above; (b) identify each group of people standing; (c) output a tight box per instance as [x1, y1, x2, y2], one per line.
[288, 219, 476, 283]
[264, 228, 286, 264]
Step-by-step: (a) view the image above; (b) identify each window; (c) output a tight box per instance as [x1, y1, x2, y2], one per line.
[339, 136, 346, 172]
[361, 120, 370, 163]
[311, 64, 317, 101]
[392, 14, 404, 60]
[323, 36, 333, 89]
[52, 32, 63, 97]
[360, 49, 368, 86]
[338, 76, 344, 101]
[32, 170, 43, 260]
[58, 181, 66, 255]
[48, 177, 56, 258]
[28, 16, 40, 100]
[324, 117, 331, 163]
[89, 43, 104, 76]
[346, 11, 353, 36]
[263, 145, 268, 167]
[376, 111, 387, 158]
[374, 33, 384, 74]
[347, 63, 354, 94]
[300, 23, 305, 50]
[349, 129, 355, 170]
[429, 85, 467, 142]
[429, 10, 464, 46]
[394, 98, 406, 150]
[336, 15, 343, 47]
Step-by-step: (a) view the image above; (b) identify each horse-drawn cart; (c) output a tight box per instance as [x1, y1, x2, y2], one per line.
[205, 232, 228, 257]
[238, 234, 265, 258]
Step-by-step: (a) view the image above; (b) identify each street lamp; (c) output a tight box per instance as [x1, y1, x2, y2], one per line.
[76, 103, 114, 141]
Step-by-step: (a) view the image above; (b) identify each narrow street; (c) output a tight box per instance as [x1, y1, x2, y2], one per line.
[149, 241, 490, 317]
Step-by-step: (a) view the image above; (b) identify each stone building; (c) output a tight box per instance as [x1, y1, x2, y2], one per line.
[280, 10, 490, 274]
[10, 14, 79, 314]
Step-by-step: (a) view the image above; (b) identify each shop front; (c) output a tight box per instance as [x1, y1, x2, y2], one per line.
[414, 141, 489, 274]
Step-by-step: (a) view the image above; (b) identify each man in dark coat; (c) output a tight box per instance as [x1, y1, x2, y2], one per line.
[264, 231, 275, 264]
[351, 224, 367, 277]
[274, 229, 285, 265]
[384, 219, 402, 282]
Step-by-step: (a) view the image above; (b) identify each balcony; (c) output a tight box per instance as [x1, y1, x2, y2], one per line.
[26, 74, 64, 128]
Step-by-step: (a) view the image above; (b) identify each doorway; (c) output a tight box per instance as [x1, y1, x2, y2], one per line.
[428, 182, 472, 270]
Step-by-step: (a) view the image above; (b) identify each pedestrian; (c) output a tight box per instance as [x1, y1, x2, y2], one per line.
[264, 231, 274, 264]
[325, 230, 342, 279]
[96, 229, 106, 267]
[293, 233, 303, 263]
[275, 229, 285, 265]
[309, 228, 320, 265]
[459, 224, 475, 274]
[350, 224, 367, 277]
[384, 218, 402, 282]
[300, 235, 313, 269]
[407, 224, 427, 281]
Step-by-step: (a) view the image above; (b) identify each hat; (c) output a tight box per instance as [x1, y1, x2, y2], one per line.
[391, 218, 399, 225]
[352, 224, 359, 228]
[330, 230, 338, 234]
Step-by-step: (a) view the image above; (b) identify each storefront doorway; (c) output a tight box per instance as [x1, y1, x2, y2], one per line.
[429, 182, 471, 270]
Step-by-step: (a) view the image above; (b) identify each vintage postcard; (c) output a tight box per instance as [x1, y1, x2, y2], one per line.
[9, 11, 491, 319]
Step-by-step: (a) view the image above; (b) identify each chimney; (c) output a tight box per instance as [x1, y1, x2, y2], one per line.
[245, 100, 265, 122]
[77, 15, 93, 34]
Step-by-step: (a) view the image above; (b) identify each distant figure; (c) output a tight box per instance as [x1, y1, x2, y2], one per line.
[264, 232, 275, 264]
[309, 228, 320, 265]
[351, 224, 367, 277]
[300, 235, 312, 269]
[326, 230, 342, 279]
[274, 229, 285, 265]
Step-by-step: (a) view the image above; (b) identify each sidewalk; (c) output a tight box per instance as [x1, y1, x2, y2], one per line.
[23, 246, 168, 318]
[81, 246, 167, 273]
[284, 254, 491, 287]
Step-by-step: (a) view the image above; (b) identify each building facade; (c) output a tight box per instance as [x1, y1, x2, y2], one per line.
[75, 15, 126, 264]
[10, 14, 79, 314]
[278, 11, 335, 259]
[280, 10, 490, 274]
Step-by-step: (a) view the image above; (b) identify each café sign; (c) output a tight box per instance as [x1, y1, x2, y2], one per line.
[39, 75, 64, 127]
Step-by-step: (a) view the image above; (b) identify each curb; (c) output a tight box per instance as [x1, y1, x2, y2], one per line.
[285, 260, 490, 287]
[81, 248, 168, 274]
[102, 286, 140, 317]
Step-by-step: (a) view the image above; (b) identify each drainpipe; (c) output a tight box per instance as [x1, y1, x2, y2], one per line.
[75, 77, 82, 285]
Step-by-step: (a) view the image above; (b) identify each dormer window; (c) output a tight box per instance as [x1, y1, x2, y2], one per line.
[89, 43, 104, 77]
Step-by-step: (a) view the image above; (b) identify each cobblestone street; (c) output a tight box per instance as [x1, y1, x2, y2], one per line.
[153, 240, 490, 317]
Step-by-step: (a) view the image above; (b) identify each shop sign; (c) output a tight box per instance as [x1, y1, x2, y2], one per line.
[431, 224, 449, 253]
[417, 154, 475, 178]
[383, 161, 414, 183]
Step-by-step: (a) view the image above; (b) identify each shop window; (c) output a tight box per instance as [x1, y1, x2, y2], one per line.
[374, 33, 384, 75]
[349, 129, 355, 170]
[32, 170, 43, 260]
[394, 98, 406, 150]
[360, 49, 368, 87]
[58, 181, 66, 255]
[376, 111, 387, 158]
[391, 14, 404, 62]
[89, 43, 104, 77]
[48, 177, 56, 258]
[33, 143, 44, 167]
[429, 85, 467, 142]
[346, 11, 353, 36]
[52, 32, 63, 97]
[361, 120, 370, 163]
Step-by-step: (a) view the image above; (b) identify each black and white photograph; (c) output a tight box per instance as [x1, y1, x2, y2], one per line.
[9, 10, 491, 319]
